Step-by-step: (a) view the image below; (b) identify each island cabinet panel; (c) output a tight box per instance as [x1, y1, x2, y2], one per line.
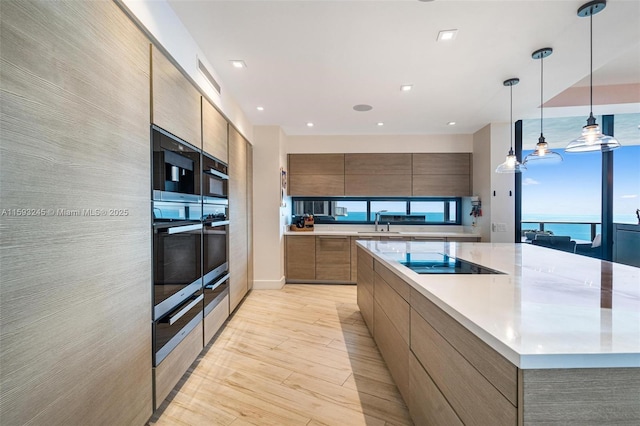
[345, 153, 412, 175]
[285, 236, 316, 281]
[350, 237, 378, 281]
[374, 271, 410, 345]
[374, 260, 410, 302]
[0, 1, 152, 424]
[409, 353, 463, 426]
[315, 236, 351, 281]
[229, 127, 248, 312]
[374, 301, 410, 401]
[411, 288, 517, 405]
[151, 45, 201, 148]
[356, 247, 375, 334]
[410, 308, 517, 425]
[288, 154, 345, 196]
[520, 368, 640, 424]
[202, 98, 228, 162]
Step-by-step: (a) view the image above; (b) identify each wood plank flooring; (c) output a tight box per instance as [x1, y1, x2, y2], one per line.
[149, 285, 413, 426]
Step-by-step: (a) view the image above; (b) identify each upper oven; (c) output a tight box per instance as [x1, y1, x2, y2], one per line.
[152, 125, 201, 202]
[202, 152, 228, 201]
[153, 200, 202, 320]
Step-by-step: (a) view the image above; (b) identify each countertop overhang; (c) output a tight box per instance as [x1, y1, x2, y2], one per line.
[285, 230, 481, 238]
[357, 240, 640, 369]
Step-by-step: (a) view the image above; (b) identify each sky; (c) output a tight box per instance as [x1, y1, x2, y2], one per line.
[521, 113, 640, 221]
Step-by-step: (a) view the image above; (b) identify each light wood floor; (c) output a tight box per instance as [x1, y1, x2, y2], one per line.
[149, 284, 413, 426]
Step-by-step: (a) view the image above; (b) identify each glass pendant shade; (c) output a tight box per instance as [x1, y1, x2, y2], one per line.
[567, 1, 620, 153]
[523, 47, 562, 166]
[496, 148, 527, 173]
[496, 77, 525, 174]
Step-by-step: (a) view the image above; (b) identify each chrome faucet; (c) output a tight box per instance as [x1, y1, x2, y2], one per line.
[375, 210, 387, 232]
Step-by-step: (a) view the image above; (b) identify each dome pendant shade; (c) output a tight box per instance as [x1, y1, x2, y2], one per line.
[523, 48, 562, 165]
[496, 77, 525, 173]
[566, 0, 621, 153]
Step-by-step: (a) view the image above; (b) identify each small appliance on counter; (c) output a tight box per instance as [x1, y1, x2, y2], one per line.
[290, 214, 315, 232]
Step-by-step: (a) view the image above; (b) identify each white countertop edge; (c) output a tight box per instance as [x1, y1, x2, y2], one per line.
[357, 241, 640, 370]
[285, 230, 481, 237]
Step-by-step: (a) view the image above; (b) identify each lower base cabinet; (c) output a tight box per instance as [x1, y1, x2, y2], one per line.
[204, 294, 230, 345]
[153, 323, 204, 410]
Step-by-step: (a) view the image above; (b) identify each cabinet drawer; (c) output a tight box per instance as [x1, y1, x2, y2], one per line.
[410, 288, 517, 405]
[409, 352, 463, 426]
[374, 301, 409, 401]
[357, 281, 374, 335]
[374, 260, 410, 302]
[204, 294, 229, 345]
[374, 271, 409, 345]
[410, 308, 516, 425]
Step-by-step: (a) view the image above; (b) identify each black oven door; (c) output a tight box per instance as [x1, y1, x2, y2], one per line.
[202, 153, 228, 201]
[202, 201, 228, 284]
[153, 289, 203, 365]
[153, 220, 202, 320]
[152, 125, 201, 202]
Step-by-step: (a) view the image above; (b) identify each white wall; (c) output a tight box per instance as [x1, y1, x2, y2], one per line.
[119, 0, 253, 141]
[472, 123, 516, 242]
[285, 134, 472, 153]
[252, 126, 288, 289]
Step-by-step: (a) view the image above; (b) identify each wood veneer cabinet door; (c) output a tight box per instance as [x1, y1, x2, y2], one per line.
[285, 236, 316, 281]
[202, 98, 228, 162]
[288, 154, 345, 196]
[315, 236, 351, 281]
[151, 45, 201, 147]
[412, 153, 472, 196]
[1, 1, 152, 424]
[345, 174, 412, 196]
[229, 127, 248, 311]
[345, 153, 412, 175]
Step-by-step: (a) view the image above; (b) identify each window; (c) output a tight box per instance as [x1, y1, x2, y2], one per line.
[292, 197, 461, 225]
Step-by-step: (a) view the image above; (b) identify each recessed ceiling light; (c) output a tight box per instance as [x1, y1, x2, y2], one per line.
[230, 60, 246, 68]
[306, 122, 314, 127]
[377, 122, 384, 126]
[256, 106, 264, 111]
[447, 121, 456, 126]
[437, 29, 458, 42]
[353, 104, 373, 112]
[400, 84, 413, 92]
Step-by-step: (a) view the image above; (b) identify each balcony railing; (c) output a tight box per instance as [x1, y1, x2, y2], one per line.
[522, 221, 600, 243]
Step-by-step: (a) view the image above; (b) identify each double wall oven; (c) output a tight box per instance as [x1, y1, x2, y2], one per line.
[152, 126, 229, 366]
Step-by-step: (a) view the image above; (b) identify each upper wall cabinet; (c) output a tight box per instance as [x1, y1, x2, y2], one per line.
[412, 153, 472, 197]
[288, 154, 345, 196]
[202, 98, 228, 163]
[151, 45, 201, 148]
[345, 154, 412, 196]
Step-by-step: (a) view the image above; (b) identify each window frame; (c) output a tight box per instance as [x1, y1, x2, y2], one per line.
[291, 196, 462, 225]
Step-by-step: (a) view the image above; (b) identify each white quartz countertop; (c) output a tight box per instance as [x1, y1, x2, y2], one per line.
[357, 240, 640, 369]
[285, 229, 481, 238]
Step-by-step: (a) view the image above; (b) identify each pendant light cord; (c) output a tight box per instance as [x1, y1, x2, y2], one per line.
[590, 13, 593, 116]
[510, 84, 514, 150]
[540, 54, 544, 137]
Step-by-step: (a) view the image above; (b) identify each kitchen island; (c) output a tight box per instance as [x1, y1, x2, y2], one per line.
[356, 240, 640, 425]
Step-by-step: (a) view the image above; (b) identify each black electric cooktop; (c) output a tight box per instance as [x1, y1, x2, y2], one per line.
[400, 254, 505, 275]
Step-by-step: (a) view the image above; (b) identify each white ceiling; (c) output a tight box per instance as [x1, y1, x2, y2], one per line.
[167, 0, 640, 136]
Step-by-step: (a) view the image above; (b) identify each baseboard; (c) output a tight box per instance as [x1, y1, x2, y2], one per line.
[252, 276, 286, 290]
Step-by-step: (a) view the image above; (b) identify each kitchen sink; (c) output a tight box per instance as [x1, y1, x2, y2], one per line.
[357, 231, 401, 234]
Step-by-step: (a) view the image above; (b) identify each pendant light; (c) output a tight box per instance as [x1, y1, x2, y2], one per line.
[496, 78, 526, 173]
[566, 0, 620, 152]
[523, 48, 563, 164]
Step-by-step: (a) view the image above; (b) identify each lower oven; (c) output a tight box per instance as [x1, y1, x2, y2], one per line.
[153, 289, 203, 365]
[153, 201, 203, 321]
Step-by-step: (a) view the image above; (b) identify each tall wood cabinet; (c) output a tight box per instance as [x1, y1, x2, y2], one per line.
[202, 98, 228, 162]
[151, 45, 201, 147]
[0, 1, 152, 424]
[229, 127, 249, 311]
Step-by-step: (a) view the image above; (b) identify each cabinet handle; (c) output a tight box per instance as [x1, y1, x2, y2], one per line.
[163, 223, 203, 234]
[205, 273, 230, 290]
[163, 294, 204, 325]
